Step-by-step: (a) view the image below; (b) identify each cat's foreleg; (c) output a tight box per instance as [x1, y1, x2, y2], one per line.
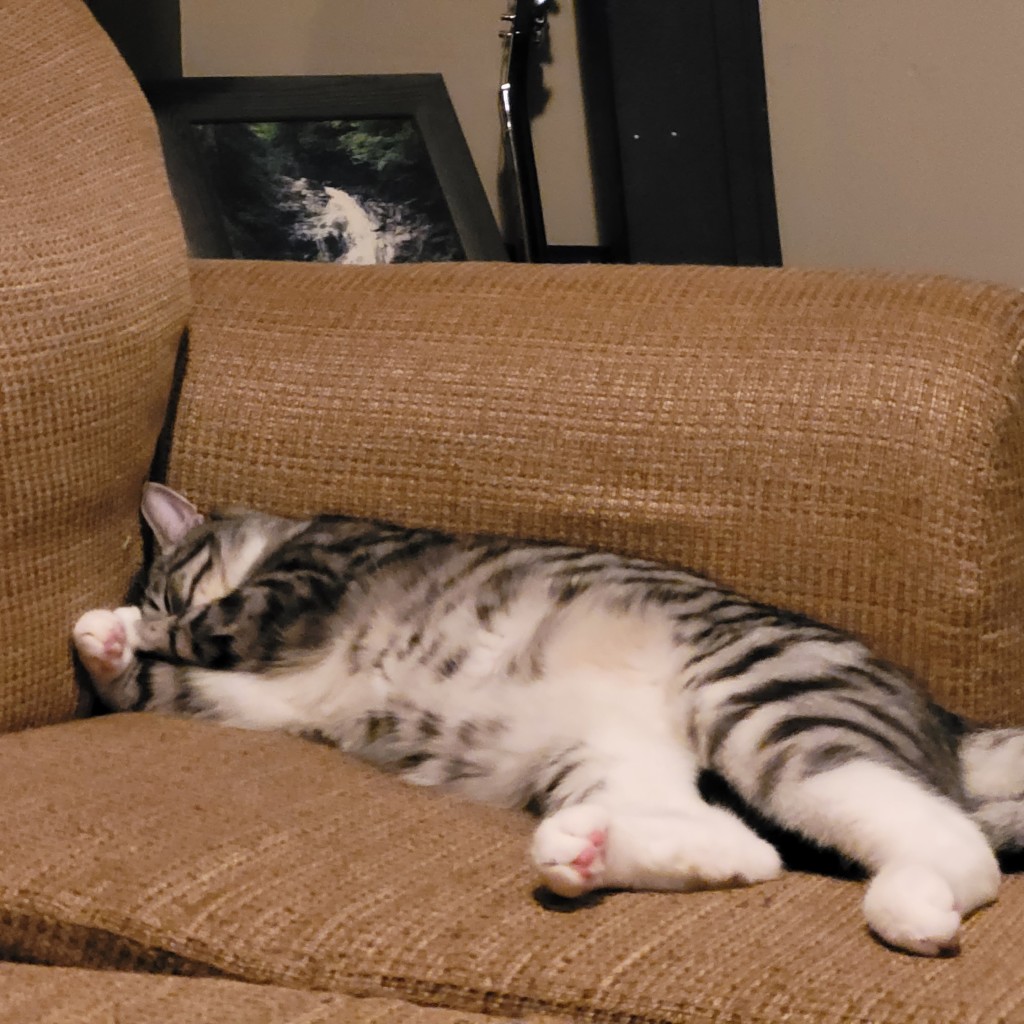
[125, 606, 225, 667]
[126, 582, 320, 672]
[72, 607, 145, 709]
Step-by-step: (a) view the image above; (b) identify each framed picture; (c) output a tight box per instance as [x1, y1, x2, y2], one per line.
[144, 75, 507, 263]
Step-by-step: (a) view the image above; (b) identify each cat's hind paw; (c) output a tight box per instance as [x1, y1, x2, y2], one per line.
[863, 864, 964, 956]
[72, 607, 140, 685]
[532, 804, 611, 898]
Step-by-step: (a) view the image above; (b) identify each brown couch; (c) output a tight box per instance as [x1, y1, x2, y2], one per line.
[4, 1, 1024, 1021]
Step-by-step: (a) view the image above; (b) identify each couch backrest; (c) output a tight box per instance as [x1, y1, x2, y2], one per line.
[0, 0, 189, 730]
[174, 260, 1024, 725]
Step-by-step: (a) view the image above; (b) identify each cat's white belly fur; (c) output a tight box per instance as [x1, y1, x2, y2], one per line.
[187, 611, 693, 814]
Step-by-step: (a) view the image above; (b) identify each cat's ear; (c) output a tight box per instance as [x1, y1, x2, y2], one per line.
[141, 483, 205, 552]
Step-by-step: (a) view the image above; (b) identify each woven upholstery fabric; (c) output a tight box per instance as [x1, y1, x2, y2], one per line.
[0, 714, 1022, 1024]
[0, 964, 567, 1024]
[171, 260, 1024, 722]
[0, 0, 189, 729]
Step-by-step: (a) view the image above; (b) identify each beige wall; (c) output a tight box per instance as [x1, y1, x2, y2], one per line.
[179, 0, 598, 247]
[183, 2, 1024, 282]
[761, 0, 1024, 286]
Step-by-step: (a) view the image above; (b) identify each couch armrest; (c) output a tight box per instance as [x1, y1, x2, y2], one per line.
[168, 258, 1024, 722]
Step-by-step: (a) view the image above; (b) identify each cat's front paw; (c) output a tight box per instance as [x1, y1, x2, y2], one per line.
[532, 804, 611, 898]
[72, 607, 140, 685]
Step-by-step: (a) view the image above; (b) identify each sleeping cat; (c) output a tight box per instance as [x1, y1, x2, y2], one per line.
[72, 483, 1024, 957]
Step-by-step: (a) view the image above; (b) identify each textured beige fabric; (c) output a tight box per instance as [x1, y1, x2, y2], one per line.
[0, 963, 566, 1024]
[0, 0, 189, 730]
[7, 1, 1024, 1021]
[174, 260, 1024, 723]
[0, 714, 1023, 1024]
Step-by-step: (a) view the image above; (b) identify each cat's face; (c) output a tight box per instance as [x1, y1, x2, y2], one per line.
[140, 483, 224, 617]
[141, 520, 233, 618]
[139, 484, 297, 618]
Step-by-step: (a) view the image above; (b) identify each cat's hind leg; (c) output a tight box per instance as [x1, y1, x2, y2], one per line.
[532, 799, 783, 898]
[743, 759, 999, 955]
[528, 736, 783, 899]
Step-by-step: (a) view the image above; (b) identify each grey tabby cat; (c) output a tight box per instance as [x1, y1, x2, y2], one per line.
[73, 484, 1024, 956]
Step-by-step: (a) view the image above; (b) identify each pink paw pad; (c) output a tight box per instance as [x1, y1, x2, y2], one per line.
[72, 608, 136, 684]
[570, 830, 608, 879]
[532, 805, 614, 898]
[102, 626, 126, 658]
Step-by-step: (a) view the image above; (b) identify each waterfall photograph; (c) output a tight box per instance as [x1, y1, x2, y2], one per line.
[191, 117, 466, 264]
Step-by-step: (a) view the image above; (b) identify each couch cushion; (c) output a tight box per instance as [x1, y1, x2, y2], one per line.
[171, 260, 1024, 724]
[1, 714, 1022, 1024]
[0, 0, 189, 730]
[0, 963, 566, 1024]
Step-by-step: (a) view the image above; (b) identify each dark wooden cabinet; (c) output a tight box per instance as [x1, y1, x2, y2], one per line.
[575, 0, 781, 266]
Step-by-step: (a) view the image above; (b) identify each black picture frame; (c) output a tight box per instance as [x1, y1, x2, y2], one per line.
[144, 74, 507, 264]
